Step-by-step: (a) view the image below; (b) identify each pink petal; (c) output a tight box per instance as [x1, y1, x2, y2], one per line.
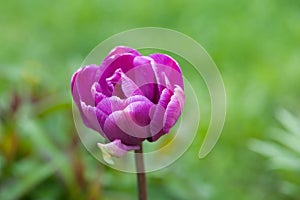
[133, 55, 166, 97]
[102, 96, 153, 145]
[148, 88, 173, 142]
[149, 54, 184, 92]
[125, 100, 152, 126]
[105, 68, 122, 92]
[71, 69, 79, 92]
[149, 53, 182, 73]
[106, 68, 143, 98]
[95, 108, 108, 133]
[98, 54, 139, 96]
[163, 85, 185, 133]
[119, 73, 143, 97]
[132, 56, 160, 102]
[105, 46, 141, 59]
[97, 96, 123, 115]
[74, 64, 101, 106]
[71, 65, 101, 130]
[103, 116, 144, 145]
[149, 104, 165, 140]
[80, 101, 103, 133]
[108, 108, 149, 138]
[97, 94, 152, 116]
[91, 82, 106, 105]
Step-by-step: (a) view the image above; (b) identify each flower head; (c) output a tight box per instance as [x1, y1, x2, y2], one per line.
[71, 46, 185, 159]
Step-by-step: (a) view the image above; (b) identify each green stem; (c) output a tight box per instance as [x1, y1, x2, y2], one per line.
[134, 143, 147, 200]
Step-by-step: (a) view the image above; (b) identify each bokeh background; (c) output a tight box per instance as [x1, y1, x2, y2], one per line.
[1, 0, 300, 199]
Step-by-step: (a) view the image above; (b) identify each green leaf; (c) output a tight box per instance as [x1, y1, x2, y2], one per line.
[0, 159, 57, 200]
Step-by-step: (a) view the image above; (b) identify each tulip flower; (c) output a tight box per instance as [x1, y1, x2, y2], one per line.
[71, 46, 185, 158]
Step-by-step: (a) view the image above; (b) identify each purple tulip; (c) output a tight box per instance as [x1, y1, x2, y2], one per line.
[71, 46, 185, 157]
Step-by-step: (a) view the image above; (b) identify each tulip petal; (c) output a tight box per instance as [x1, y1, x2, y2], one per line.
[71, 65, 101, 130]
[91, 82, 106, 105]
[97, 94, 152, 116]
[119, 73, 143, 98]
[71, 69, 79, 92]
[80, 101, 103, 133]
[149, 53, 182, 73]
[95, 108, 108, 133]
[103, 96, 153, 145]
[125, 95, 153, 105]
[109, 109, 149, 138]
[163, 85, 185, 132]
[74, 64, 101, 106]
[103, 116, 144, 145]
[105, 46, 141, 60]
[148, 88, 173, 142]
[98, 54, 139, 96]
[132, 56, 160, 103]
[125, 101, 152, 126]
[105, 68, 122, 92]
[97, 139, 140, 164]
[106, 68, 143, 98]
[149, 54, 184, 92]
[133, 56, 167, 97]
[96, 96, 125, 117]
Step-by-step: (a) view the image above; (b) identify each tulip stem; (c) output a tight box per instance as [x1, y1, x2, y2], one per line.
[134, 143, 147, 200]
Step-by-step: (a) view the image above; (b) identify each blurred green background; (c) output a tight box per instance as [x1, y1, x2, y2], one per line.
[1, 0, 300, 199]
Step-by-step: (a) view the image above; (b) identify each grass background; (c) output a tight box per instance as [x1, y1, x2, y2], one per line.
[0, 0, 300, 199]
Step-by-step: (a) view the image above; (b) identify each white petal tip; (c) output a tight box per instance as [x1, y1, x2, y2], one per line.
[97, 140, 140, 164]
[97, 143, 115, 165]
